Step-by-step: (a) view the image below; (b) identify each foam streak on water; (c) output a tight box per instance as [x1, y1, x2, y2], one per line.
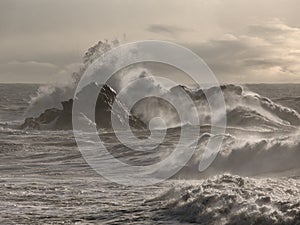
[0, 83, 299, 224]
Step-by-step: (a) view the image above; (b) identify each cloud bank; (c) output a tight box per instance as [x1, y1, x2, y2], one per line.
[187, 19, 300, 83]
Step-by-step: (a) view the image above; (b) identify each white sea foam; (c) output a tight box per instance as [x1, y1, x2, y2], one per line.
[149, 174, 300, 224]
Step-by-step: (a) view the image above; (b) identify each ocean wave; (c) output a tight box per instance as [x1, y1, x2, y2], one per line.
[179, 131, 300, 178]
[273, 96, 300, 114]
[149, 174, 300, 225]
[19, 39, 300, 132]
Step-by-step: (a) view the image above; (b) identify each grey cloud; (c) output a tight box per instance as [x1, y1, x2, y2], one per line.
[147, 24, 188, 36]
[0, 61, 58, 73]
[243, 59, 287, 69]
[1, 0, 300, 83]
[185, 20, 300, 83]
[0, 60, 80, 83]
[248, 23, 298, 36]
[0, 60, 59, 83]
[0, 51, 82, 67]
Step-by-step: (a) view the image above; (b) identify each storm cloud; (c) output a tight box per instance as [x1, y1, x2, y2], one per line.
[0, 0, 299, 83]
[147, 24, 189, 36]
[187, 20, 300, 83]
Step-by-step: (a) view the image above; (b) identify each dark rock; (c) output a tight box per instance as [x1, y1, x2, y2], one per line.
[20, 83, 147, 130]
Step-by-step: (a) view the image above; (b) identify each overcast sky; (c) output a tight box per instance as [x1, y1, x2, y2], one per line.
[0, 0, 299, 83]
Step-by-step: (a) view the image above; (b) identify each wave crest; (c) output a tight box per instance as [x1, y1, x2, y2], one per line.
[149, 174, 300, 225]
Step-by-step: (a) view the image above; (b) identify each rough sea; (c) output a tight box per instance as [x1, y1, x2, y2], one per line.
[0, 83, 299, 225]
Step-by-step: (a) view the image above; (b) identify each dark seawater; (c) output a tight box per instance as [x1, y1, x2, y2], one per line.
[246, 83, 300, 113]
[0, 84, 40, 123]
[0, 83, 299, 225]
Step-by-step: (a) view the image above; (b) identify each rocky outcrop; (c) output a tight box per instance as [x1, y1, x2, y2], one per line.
[20, 99, 73, 130]
[20, 84, 146, 130]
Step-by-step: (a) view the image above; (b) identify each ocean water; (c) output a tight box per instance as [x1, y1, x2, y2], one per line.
[0, 83, 299, 225]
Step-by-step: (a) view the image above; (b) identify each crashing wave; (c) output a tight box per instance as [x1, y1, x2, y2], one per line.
[25, 40, 118, 118]
[21, 40, 300, 131]
[20, 83, 146, 130]
[21, 82, 300, 131]
[273, 96, 300, 114]
[132, 84, 300, 130]
[175, 130, 300, 178]
[149, 174, 300, 225]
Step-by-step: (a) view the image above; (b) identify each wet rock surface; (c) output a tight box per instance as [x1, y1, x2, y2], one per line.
[20, 84, 146, 130]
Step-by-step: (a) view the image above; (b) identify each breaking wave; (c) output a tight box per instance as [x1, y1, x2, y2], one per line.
[21, 40, 300, 180]
[23, 40, 300, 132]
[24, 40, 118, 117]
[149, 174, 300, 225]
[179, 130, 300, 178]
[130, 83, 300, 130]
